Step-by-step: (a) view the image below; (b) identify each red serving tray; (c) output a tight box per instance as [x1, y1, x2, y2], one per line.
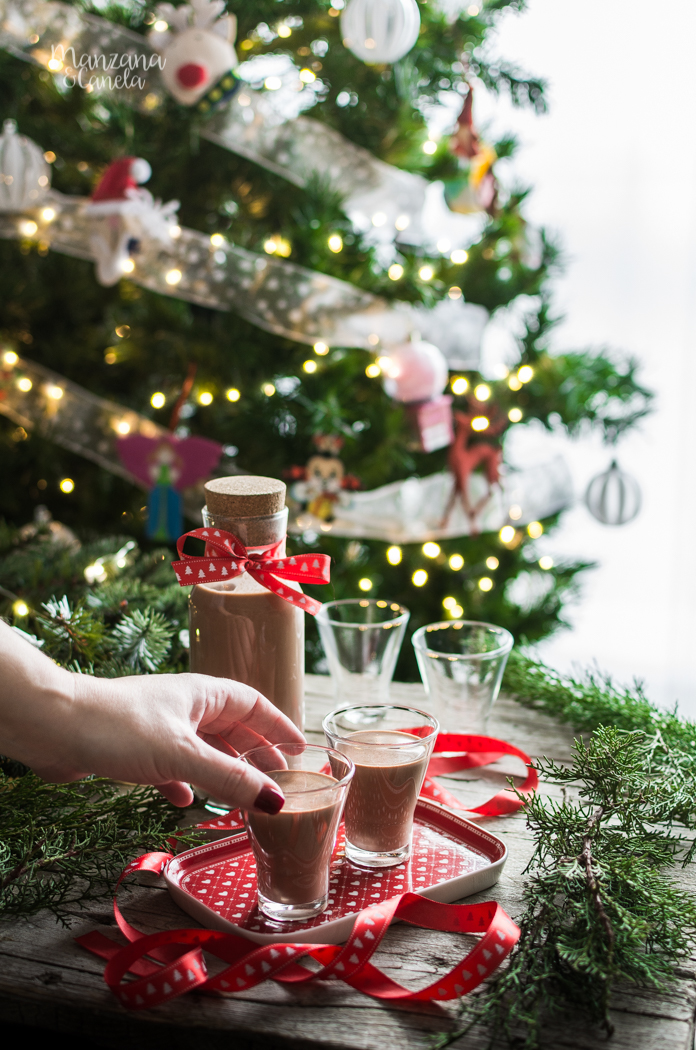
[165, 798, 508, 945]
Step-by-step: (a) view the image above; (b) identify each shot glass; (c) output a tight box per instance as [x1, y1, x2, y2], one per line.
[241, 743, 354, 923]
[323, 705, 439, 869]
[316, 599, 410, 722]
[412, 620, 513, 733]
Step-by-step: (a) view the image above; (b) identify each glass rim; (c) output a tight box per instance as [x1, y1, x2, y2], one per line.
[322, 703, 439, 746]
[240, 742, 355, 793]
[316, 597, 410, 627]
[412, 619, 514, 660]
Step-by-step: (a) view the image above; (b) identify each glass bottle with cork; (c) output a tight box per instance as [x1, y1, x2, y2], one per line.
[188, 476, 304, 731]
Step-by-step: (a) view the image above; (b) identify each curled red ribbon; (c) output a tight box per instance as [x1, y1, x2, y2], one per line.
[76, 851, 520, 1010]
[171, 527, 330, 616]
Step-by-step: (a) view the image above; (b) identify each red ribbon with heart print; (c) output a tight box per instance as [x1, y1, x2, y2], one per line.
[193, 732, 539, 835]
[171, 527, 330, 615]
[76, 851, 519, 1010]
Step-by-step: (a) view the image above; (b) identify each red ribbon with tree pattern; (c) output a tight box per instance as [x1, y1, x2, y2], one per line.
[171, 527, 330, 615]
[76, 850, 520, 1010]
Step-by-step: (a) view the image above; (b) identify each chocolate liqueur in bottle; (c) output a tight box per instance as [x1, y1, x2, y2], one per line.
[188, 476, 304, 731]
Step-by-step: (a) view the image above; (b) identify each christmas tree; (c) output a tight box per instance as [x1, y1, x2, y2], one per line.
[0, 0, 651, 679]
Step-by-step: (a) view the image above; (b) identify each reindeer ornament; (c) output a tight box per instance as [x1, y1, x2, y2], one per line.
[149, 0, 239, 111]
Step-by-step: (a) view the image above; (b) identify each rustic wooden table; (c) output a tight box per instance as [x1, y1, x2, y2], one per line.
[1, 675, 695, 1050]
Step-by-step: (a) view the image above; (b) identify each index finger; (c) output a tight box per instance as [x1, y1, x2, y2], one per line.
[198, 677, 305, 747]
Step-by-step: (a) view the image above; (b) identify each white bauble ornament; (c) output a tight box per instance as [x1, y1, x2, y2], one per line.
[382, 338, 449, 404]
[341, 0, 421, 64]
[0, 120, 50, 212]
[585, 459, 641, 526]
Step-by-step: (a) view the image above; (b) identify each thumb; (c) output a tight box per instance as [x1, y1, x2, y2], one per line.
[185, 738, 285, 815]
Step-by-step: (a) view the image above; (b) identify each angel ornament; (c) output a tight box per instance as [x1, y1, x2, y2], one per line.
[149, 0, 240, 113]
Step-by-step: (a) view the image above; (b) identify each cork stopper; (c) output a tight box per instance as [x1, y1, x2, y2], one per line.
[204, 476, 286, 518]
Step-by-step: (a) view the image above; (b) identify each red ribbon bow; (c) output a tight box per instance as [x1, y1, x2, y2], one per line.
[76, 851, 520, 1010]
[171, 528, 331, 616]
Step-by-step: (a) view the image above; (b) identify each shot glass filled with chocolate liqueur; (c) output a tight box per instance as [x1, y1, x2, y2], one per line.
[242, 743, 354, 923]
[323, 705, 439, 869]
[189, 476, 305, 733]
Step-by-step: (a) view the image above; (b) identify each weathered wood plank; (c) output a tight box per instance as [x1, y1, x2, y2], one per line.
[0, 674, 693, 1050]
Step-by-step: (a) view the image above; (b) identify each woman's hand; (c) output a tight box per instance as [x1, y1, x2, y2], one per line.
[0, 621, 304, 814]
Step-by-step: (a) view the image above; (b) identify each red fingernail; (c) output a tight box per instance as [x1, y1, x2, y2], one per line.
[254, 786, 285, 815]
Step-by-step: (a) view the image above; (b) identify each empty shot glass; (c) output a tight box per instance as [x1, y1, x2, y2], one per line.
[316, 599, 410, 721]
[412, 620, 513, 733]
[241, 743, 354, 923]
[323, 704, 439, 869]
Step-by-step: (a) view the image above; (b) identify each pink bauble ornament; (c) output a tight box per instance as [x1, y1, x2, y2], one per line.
[382, 339, 449, 404]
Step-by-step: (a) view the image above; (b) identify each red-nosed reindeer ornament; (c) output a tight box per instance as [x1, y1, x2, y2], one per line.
[86, 156, 179, 286]
[149, 0, 239, 112]
[442, 402, 506, 535]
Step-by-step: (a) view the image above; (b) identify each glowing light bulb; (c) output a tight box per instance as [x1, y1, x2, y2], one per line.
[422, 542, 441, 558]
[328, 234, 343, 252]
[262, 383, 276, 396]
[17, 377, 32, 391]
[13, 600, 29, 617]
[471, 416, 489, 431]
[303, 360, 317, 373]
[386, 546, 402, 565]
[412, 569, 428, 587]
[499, 525, 516, 544]
[451, 377, 468, 395]
[474, 383, 491, 400]
[314, 341, 329, 355]
[210, 233, 225, 247]
[277, 23, 292, 37]
[47, 58, 63, 71]
[388, 264, 404, 280]
[509, 504, 523, 520]
[486, 556, 499, 570]
[46, 385, 64, 400]
[19, 220, 38, 236]
[226, 388, 241, 402]
[121, 258, 135, 274]
[358, 578, 372, 591]
[508, 407, 523, 423]
[3, 350, 18, 366]
[527, 521, 543, 539]
[372, 212, 387, 227]
[451, 604, 464, 618]
[299, 68, 316, 83]
[60, 478, 74, 493]
[153, 19, 169, 31]
[449, 554, 464, 570]
[443, 597, 457, 610]
[41, 207, 56, 222]
[151, 392, 166, 409]
[478, 576, 493, 592]
[395, 214, 410, 231]
[44, 151, 56, 164]
[264, 76, 282, 90]
[448, 286, 462, 299]
[508, 373, 522, 391]
[419, 265, 434, 281]
[518, 365, 534, 383]
[365, 363, 381, 378]
[169, 225, 182, 239]
[422, 140, 437, 155]
[115, 419, 131, 435]
[450, 249, 468, 264]
[198, 391, 213, 405]
[539, 556, 554, 571]
[165, 268, 182, 285]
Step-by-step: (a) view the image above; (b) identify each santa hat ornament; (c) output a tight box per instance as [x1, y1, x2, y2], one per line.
[149, 0, 239, 112]
[86, 157, 179, 287]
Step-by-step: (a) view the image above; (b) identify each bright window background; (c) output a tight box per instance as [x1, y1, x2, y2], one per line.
[474, 0, 696, 714]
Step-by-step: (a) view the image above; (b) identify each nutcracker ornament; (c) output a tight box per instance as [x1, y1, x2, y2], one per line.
[288, 434, 361, 522]
[149, 0, 240, 112]
[86, 156, 179, 286]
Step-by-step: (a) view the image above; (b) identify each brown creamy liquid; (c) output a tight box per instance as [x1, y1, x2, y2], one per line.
[189, 572, 304, 731]
[245, 770, 342, 905]
[341, 731, 429, 852]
